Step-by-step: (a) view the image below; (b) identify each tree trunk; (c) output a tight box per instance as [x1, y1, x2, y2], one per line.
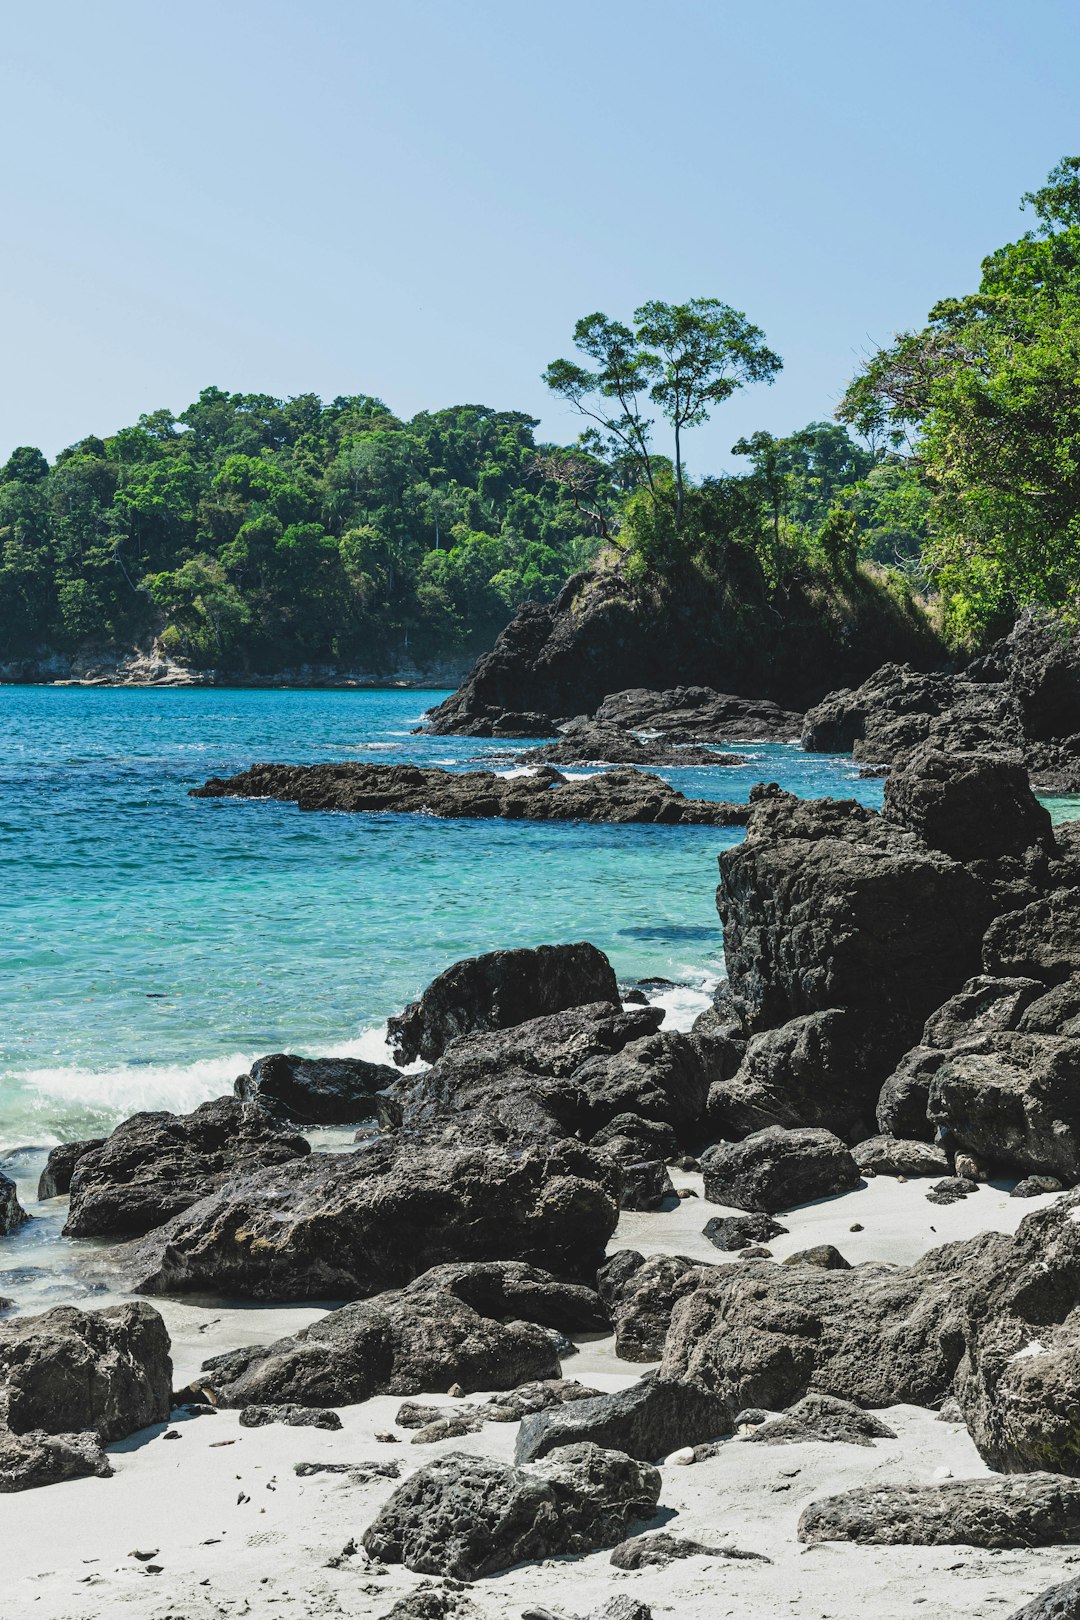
[674, 420, 684, 525]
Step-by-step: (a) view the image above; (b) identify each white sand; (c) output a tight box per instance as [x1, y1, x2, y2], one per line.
[3, 1172, 1075, 1619]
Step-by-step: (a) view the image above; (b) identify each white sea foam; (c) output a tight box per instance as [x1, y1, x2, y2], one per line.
[644, 972, 719, 1031]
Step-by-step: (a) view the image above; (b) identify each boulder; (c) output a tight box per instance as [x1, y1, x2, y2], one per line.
[659, 1238, 992, 1412]
[610, 1530, 766, 1567]
[874, 1046, 944, 1140]
[125, 1136, 620, 1302]
[700, 1127, 860, 1214]
[1018, 978, 1080, 1037]
[198, 1265, 585, 1408]
[717, 784, 993, 1039]
[928, 1033, 1080, 1182]
[37, 1138, 105, 1200]
[0, 1301, 172, 1490]
[984, 890, 1080, 986]
[591, 687, 803, 742]
[388, 943, 620, 1065]
[707, 1010, 889, 1141]
[235, 1053, 398, 1125]
[591, 1114, 679, 1161]
[1008, 613, 1080, 742]
[883, 748, 1054, 863]
[1007, 1575, 1080, 1619]
[361, 1441, 661, 1579]
[739, 1393, 895, 1446]
[922, 976, 1046, 1049]
[798, 1473, 1080, 1547]
[1012, 1177, 1064, 1198]
[238, 1404, 341, 1429]
[801, 663, 1021, 765]
[781, 1245, 850, 1270]
[63, 1097, 311, 1239]
[597, 1252, 705, 1362]
[952, 1192, 1080, 1474]
[702, 1213, 788, 1251]
[0, 1173, 28, 1236]
[514, 1375, 733, 1464]
[852, 1137, 949, 1177]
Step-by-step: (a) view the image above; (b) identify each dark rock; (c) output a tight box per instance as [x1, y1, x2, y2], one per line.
[596, 1252, 704, 1362]
[801, 663, 1026, 768]
[125, 1136, 620, 1301]
[0, 1173, 28, 1237]
[1007, 1575, 1080, 1619]
[239, 1404, 342, 1430]
[64, 1098, 310, 1239]
[361, 1441, 661, 1579]
[928, 1033, 1080, 1182]
[922, 976, 1046, 1049]
[781, 1245, 850, 1271]
[951, 1191, 1080, 1474]
[590, 688, 804, 742]
[707, 1010, 888, 1141]
[1012, 1177, 1064, 1198]
[235, 1053, 398, 1125]
[1017, 978, 1080, 1037]
[926, 1177, 978, 1205]
[852, 1137, 949, 1177]
[514, 1376, 732, 1464]
[37, 1139, 105, 1201]
[192, 761, 749, 828]
[198, 1262, 605, 1406]
[383, 1585, 480, 1620]
[715, 785, 994, 1130]
[398, 1004, 715, 1151]
[515, 718, 744, 768]
[984, 890, 1080, 986]
[798, 1473, 1080, 1547]
[388, 944, 619, 1065]
[875, 1046, 944, 1141]
[591, 1114, 679, 1161]
[883, 748, 1054, 862]
[741, 1393, 895, 1446]
[700, 1127, 860, 1214]
[702, 1213, 787, 1251]
[609, 1530, 767, 1567]
[612, 1158, 673, 1212]
[0, 1301, 172, 1489]
[1008, 613, 1080, 742]
[659, 1236, 987, 1412]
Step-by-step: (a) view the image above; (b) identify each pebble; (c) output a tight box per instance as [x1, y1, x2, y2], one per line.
[447, 1383, 465, 1398]
[849, 1222, 863, 1232]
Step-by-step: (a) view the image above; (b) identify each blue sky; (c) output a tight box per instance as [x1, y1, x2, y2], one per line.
[2, 0, 1078, 473]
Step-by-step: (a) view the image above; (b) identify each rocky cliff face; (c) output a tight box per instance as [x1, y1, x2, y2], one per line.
[424, 560, 944, 735]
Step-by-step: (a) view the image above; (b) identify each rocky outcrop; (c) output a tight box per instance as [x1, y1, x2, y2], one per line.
[361, 1441, 661, 1578]
[37, 1138, 105, 1200]
[589, 688, 803, 742]
[0, 1302, 172, 1491]
[192, 761, 746, 826]
[387, 943, 619, 1065]
[0, 1173, 28, 1236]
[798, 1474, 1080, 1547]
[659, 1239, 991, 1412]
[125, 1135, 620, 1301]
[515, 1375, 733, 1463]
[928, 1032, 1080, 1182]
[395, 1001, 714, 1151]
[514, 718, 744, 767]
[197, 1262, 605, 1407]
[700, 1127, 860, 1214]
[63, 1098, 310, 1239]
[802, 615, 1080, 791]
[596, 1251, 705, 1362]
[702, 1213, 787, 1251]
[882, 749, 1055, 864]
[235, 1053, 398, 1125]
[419, 548, 940, 737]
[852, 1136, 949, 1176]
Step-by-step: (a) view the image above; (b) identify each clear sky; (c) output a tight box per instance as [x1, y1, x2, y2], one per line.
[2, 0, 1078, 474]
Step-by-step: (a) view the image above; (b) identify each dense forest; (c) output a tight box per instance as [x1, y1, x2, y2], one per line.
[2, 158, 1077, 674]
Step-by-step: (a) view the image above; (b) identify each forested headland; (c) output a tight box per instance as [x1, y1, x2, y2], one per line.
[2, 157, 1078, 679]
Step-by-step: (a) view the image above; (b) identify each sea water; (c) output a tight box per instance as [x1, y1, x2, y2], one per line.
[0, 685, 890, 1153]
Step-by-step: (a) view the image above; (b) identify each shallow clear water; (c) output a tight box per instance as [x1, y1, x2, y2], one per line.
[0, 685, 886, 1151]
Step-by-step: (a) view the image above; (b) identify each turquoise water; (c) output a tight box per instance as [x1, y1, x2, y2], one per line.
[1, 686, 884, 1150]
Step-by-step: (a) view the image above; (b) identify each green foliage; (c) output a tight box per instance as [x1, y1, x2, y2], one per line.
[839, 154, 1080, 645]
[0, 391, 616, 669]
[544, 298, 781, 522]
